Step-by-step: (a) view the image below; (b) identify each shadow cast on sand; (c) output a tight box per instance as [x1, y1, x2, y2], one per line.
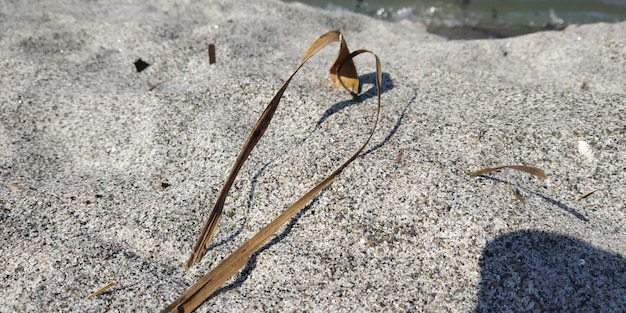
[476, 175, 588, 222]
[209, 197, 320, 299]
[475, 230, 626, 312]
[315, 71, 394, 129]
[205, 162, 271, 251]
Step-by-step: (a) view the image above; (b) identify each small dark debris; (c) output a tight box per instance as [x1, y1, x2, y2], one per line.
[208, 43, 216, 64]
[134, 58, 150, 72]
[503, 51, 508, 57]
[70, 196, 76, 201]
[156, 182, 171, 190]
[85, 200, 92, 205]
[95, 194, 103, 199]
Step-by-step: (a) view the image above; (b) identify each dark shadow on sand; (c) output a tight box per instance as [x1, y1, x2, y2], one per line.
[475, 230, 626, 312]
[209, 197, 320, 300]
[314, 71, 394, 130]
[361, 86, 416, 157]
[473, 175, 588, 222]
[205, 162, 271, 251]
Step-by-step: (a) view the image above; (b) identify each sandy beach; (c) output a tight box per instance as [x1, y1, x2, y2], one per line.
[1, 0, 625, 311]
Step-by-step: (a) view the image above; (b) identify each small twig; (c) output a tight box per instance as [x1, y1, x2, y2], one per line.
[207, 43, 216, 64]
[86, 281, 116, 300]
[148, 79, 171, 91]
[577, 189, 598, 201]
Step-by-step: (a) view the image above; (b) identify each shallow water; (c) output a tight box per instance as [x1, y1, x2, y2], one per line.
[284, 0, 626, 39]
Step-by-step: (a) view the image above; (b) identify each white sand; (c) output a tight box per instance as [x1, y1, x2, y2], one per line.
[1, 0, 625, 312]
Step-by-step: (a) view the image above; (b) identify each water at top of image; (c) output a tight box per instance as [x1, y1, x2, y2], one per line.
[283, 0, 626, 39]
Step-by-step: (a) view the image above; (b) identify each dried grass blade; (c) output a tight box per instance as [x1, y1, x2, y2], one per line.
[185, 74, 296, 269]
[165, 34, 382, 313]
[86, 281, 116, 300]
[162, 173, 338, 313]
[185, 30, 369, 270]
[302, 30, 358, 93]
[469, 165, 547, 179]
[577, 189, 598, 201]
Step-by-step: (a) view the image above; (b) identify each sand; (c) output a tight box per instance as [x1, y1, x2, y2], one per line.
[1, 0, 625, 312]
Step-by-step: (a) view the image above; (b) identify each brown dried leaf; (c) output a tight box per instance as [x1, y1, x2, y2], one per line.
[469, 165, 547, 179]
[184, 30, 366, 270]
[166, 31, 382, 312]
[302, 30, 359, 93]
[330, 34, 360, 93]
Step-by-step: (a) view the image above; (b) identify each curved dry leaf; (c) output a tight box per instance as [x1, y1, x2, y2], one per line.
[469, 165, 547, 179]
[165, 31, 382, 313]
[185, 30, 367, 270]
[302, 31, 359, 93]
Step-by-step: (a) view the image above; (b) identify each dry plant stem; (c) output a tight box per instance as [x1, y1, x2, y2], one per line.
[148, 79, 171, 91]
[165, 32, 381, 313]
[86, 281, 116, 300]
[577, 189, 598, 201]
[185, 30, 360, 270]
[208, 43, 216, 64]
[469, 165, 547, 179]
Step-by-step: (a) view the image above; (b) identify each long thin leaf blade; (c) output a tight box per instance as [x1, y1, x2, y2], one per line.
[469, 165, 547, 179]
[184, 31, 351, 270]
[164, 34, 383, 313]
